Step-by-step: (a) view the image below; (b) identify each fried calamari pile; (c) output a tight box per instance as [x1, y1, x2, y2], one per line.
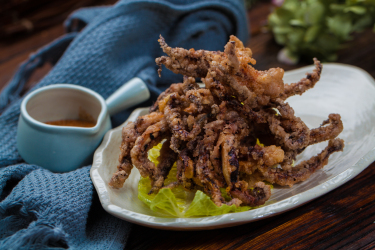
[109, 35, 344, 208]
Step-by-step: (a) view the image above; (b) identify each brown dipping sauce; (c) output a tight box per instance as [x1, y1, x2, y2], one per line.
[45, 119, 96, 128]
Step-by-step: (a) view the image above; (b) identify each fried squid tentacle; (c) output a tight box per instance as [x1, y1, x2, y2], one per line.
[156, 35, 221, 78]
[230, 181, 271, 207]
[150, 138, 178, 193]
[150, 83, 183, 113]
[109, 112, 164, 188]
[164, 93, 209, 144]
[221, 134, 239, 187]
[218, 121, 273, 207]
[151, 76, 200, 113]
[222, 137, 272, 207]
[239, 144, 285, 173]
[204, 120, 225, 175]
[309, 114, 344, 145]
[109, 122, 137, 188]
[281, 58, 322, 100]
[276, 113, 343, 171]
[130, 119, 169, 178]
[265, 114, 310, 150]
[195, 149, 226, 206]
[258, 138, 344, 187]
[176, 149, 195, 190]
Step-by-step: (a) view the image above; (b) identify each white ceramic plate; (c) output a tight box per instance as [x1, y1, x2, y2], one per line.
[90, 63, 375, 230]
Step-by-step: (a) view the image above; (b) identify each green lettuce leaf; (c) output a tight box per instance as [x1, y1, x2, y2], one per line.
[185, 191, 251, 217]
[138, 178, 252, 217]
[137, 143, 254, 218]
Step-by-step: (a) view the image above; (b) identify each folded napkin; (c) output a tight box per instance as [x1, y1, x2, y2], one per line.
[0, 0, 248, 249]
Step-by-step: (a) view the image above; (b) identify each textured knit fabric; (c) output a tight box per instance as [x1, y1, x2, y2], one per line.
[0, 0, 248, 249]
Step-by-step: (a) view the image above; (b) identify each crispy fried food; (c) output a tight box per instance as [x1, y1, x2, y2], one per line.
[109, 35, 344, 208]
[109, 112, 164, 188]
[281, 58, 322, 100]
[257, 138, 344, 187]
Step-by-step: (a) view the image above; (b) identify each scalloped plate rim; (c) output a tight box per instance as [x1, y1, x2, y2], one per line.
[90, 63, 375, 230]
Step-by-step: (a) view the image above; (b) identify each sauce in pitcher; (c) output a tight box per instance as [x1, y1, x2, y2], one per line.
[45, 119, 96, 127]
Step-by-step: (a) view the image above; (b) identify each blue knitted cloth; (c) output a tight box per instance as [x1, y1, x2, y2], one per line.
[0, 0, 248, 249]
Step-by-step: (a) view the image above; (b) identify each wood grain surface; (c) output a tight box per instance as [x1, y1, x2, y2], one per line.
[1, 1, 375, 249]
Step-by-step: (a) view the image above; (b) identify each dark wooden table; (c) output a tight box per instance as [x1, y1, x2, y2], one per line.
[1, 1, 375, 249]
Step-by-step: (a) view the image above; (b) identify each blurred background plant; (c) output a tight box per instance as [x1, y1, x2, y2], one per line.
[268, 0, 375, 64]
[245, 0, 260, 8]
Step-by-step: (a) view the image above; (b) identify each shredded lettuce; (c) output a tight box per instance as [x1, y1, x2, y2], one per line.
[272, 108, 281, 116]
[137, 143, 253, 217]
[256, 138, 264, 147]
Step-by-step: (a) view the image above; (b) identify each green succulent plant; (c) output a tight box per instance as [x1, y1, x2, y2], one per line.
[268, 0, 375, 63]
